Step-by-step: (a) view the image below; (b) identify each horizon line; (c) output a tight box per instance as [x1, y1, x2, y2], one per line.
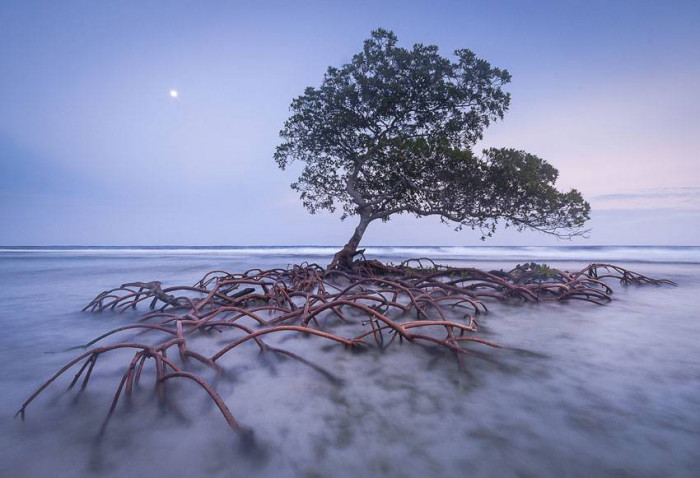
[2, 244, 699, 249]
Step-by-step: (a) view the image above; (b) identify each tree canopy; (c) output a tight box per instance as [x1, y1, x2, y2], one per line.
[275, 28, 590, 267]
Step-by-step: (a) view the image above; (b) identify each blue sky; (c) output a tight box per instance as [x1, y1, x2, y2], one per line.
[1, 0, 698, 245]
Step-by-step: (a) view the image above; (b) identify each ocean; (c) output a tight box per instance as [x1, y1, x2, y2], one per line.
[1, 246, 699, 477]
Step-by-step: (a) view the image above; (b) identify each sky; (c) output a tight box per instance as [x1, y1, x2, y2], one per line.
[1, 0, 699, 246]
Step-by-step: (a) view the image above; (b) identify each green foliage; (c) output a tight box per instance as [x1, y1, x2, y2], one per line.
[275, 29, 590, 245]
[509, 262, 562, 281]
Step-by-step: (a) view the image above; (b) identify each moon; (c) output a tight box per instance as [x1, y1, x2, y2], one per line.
[169, 89, 178, 98]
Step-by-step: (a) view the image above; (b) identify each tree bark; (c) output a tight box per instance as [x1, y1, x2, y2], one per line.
[329, 214, 372, 270]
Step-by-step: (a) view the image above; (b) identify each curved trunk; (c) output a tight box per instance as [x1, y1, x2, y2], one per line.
[329, 214, 372, 270]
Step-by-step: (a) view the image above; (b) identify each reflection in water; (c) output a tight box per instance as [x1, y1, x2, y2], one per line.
[1, 250, 699, 477]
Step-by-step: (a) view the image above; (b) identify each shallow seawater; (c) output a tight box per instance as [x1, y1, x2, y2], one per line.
[1, 248, 699, 477]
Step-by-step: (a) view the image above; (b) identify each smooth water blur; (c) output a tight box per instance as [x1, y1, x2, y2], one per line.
[1, 247, 699, 477]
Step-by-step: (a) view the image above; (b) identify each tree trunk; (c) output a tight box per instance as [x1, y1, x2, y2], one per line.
[329, 214, 372, 270]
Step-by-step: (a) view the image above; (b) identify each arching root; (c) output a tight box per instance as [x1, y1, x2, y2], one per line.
[19, 260, 674, 436]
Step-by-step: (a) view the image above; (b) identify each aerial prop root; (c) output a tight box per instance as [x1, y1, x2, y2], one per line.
[18, 260, 673, 436]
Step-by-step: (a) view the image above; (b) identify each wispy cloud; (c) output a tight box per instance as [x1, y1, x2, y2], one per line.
[591, 187, 700, 210]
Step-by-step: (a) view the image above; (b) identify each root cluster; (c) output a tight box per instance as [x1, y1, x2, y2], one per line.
[17, 260, 674, 438]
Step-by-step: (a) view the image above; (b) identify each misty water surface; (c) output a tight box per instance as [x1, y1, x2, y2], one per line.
[1, 247, 699, 477]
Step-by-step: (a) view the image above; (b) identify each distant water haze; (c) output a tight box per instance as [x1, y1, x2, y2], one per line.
[2, 245, 700, 264]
